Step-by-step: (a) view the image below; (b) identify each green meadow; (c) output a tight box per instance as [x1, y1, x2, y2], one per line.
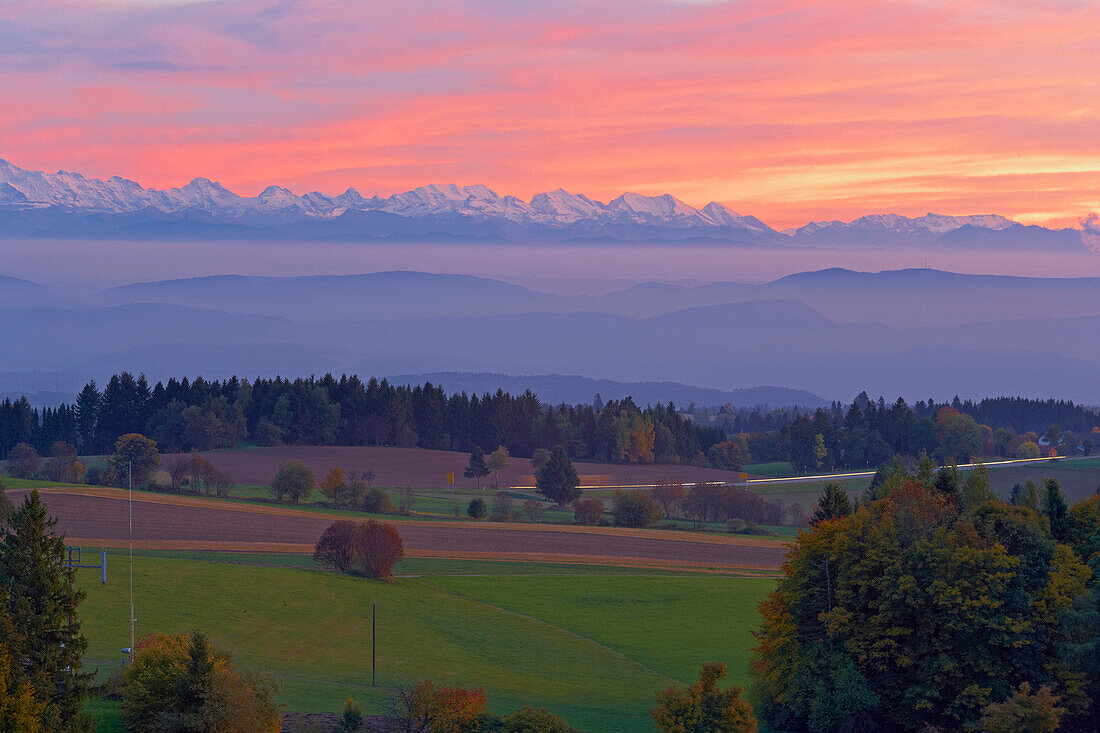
[76, 551, 775, 732]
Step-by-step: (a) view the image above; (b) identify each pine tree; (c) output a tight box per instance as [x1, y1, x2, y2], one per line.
[0, 490, 92, 730]
[810, 482, 852, 526]
[463, 447, 490, 489]
[175, 632, 216, 727]
[1009, 482, 1025, 506]
[1043, 478, 1069, 541]
[536, 447, 580, 506]
[932, 463, 960, 501]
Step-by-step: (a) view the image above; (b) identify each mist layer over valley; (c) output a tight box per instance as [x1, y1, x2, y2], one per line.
[3, 259, 1098, 406]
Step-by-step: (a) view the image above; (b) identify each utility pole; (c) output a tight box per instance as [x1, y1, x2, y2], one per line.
[372, 603, 376, 687]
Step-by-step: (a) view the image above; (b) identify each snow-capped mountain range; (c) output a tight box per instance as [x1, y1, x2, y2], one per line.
[0, 158, 1091, 251]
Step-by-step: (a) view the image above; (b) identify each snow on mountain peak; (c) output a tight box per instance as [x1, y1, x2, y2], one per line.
[608, 192, 702, 221]
[529, 189, 606, 222]
[260, 185, 294, 197]
[0, 157, 1073, 249]
[913, 213, 1014, 233]
[792, 212, 1022, 238]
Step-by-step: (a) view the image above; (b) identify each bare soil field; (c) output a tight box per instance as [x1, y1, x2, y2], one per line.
[170, 445, 743, 490]
[16, 488, 789, 571]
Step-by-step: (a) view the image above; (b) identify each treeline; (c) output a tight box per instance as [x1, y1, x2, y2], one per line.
[727, 392, 1098, 471]
[703, 393, 1100, 436]
[0, 372, 726, 467]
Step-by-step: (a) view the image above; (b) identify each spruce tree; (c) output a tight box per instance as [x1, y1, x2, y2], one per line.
[811, 482, 853, 526]
[175, 632, 216, 727]
[463, 446, 490, 489]
[0, 490, 92, 731]
[1043, 478, 1069, 541]
[74, 382, 101, 454]
[932, 464, 960, 502]
[536, 447, 580, 506]
[1009, 482, 1025, 506]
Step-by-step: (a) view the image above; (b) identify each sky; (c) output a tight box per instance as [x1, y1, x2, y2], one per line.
[1, 0, 1098, 229]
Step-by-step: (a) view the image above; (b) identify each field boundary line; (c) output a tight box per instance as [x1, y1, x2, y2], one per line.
[66, 538, 781, 572]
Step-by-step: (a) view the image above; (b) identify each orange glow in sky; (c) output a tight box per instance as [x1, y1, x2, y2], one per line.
[2, 0, 1098, 229]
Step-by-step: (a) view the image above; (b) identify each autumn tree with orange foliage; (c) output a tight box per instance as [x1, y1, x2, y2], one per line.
[624, 415, 656, 464]
[978, 682, 1063, 732]
[121, 631, 281, 733]
[320, 466, 345, 500]
[651, 662, 756, 733]
[389, 680, 486, 733]
[750, 480, 1091, 732]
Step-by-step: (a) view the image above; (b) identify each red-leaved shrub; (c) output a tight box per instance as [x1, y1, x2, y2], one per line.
[314, 519, 405, 579]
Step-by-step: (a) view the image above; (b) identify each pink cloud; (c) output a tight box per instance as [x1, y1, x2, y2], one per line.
[0, 0, 1097, 228]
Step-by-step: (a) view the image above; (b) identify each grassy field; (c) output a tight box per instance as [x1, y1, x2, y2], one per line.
[83, 698, 126, 732]
[980, 457, 1100, 502]
[744, 461, 796, 478]
[1, 477, 88, 491]
[75, 550, 773, 732]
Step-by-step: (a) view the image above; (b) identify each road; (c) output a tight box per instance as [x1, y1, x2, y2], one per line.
[508, 454, 1096, 491]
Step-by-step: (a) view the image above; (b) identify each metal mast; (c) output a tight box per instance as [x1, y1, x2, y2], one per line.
[129, 461, 134, 663]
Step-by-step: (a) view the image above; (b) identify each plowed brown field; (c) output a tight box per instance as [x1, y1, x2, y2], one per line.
[15, 488, 789, 572]
[167, 445, 741, 489]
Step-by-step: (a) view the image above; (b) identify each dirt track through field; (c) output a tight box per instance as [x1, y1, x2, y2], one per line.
[14, 489, 789, 572]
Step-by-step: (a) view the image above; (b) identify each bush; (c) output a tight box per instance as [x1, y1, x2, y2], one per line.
[500, 706, 578, 732]
[314, 521, 361, 572]
[338, 698, 364, 732]
[389, 680, 486, 733]
[467, 499, 487, 519]
[572, 499, 604, 526]
[726, 518, 746, 533]
[399, 487, 417, 515]
[121, 631, 281, 733]
[522, 500, 546, 523]
[83, 462, 108, 486]
[271, 460, 314, 503]
[491, 491, 514, 520]
[6, 442, 40, 479]
[314, 519, 405, 579]
[182, 455, 233, 498]
[360, 486, 391, 514]
[332, 481, 363, 509]
[652, 662, 756, 733]
[611, 490, 662, 527]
